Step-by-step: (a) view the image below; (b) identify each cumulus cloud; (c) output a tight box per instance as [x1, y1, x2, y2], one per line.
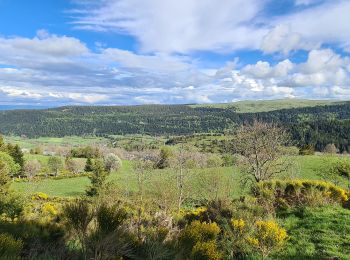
[242, 59, 293, 78]
[71, 0, 267, 53]
[270, 0, 350, 53]
[0, 29, 349, 105]
[71, 0, 350, 55]
[261, 25, 316, 54]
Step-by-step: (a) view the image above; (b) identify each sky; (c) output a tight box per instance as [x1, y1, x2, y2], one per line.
[0, 0, 350, 106]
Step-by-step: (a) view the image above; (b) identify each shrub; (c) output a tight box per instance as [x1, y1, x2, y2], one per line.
[206, 154, 223, 168]
[156, 146, 174, 169]
[42, 203, 58, 216]
[0, 233, 23, 259]
[0, 193, 24, 220]
[32, 192, 49, 200]
[248, 220, 287, 258]
[191, 241, 222, 260]
[103, 153, 122, 173]
[179, 221, 221, 258]
[299, 145, 315, 155]
[252, 179, 349, 209]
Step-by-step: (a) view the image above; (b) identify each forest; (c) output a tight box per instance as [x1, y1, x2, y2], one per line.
[1, 102, 350, 152]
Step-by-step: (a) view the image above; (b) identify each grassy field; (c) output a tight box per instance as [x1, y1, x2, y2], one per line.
[12, 155, 350, 198]
[4, 136, 108, 149]
[191, 99, 344, 113]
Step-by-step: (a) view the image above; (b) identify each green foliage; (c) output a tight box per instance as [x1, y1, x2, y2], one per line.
[84, 157, 93, 172]
[47, 156, 63, 176]
[252, 179, 349, 209]
[0, 134, 4, 148]
[0, 193, 24, 219]
[6, 144, 24, 172]
[206, 154, 223, 168]
[0, 233, 23, 259]
[0, 160, 11, 193]
[1, 103, 350, 152]
[0, 151, 20, 175]
[317, 158, 350, 187]
[221, 154, 235, 167]
[70, 146, 100, 158]
[96, 204, 128, 234]
[86, 159, 109, 196]
[156, 146, 174, 169]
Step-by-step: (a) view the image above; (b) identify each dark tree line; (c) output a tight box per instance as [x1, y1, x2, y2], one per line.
[1, 103, 350, 152]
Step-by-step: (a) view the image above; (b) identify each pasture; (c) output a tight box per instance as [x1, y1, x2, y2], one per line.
[12, 155, 350, 197]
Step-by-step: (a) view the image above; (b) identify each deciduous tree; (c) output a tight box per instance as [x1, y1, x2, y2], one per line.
[234, 121, 291, 184]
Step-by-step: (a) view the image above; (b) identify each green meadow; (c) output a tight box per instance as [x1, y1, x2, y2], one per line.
[12, 155, 350, 197]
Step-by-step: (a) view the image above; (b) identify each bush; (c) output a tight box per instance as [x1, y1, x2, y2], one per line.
[248, 220, 287, 258]
[221, 154, 235, 167]
[299, 145, 315, 155]
[179, 221, 221, 258]
[0, 193, 24, 220]
[32, 192, 49, 200]
[156, 146, 174, 169]
[191, 241, 222, 260]
[0, 233, 23, 259]
[252, 180, 349, 209]
[103, 153, 122, 173]
[206, 154, 223, 168]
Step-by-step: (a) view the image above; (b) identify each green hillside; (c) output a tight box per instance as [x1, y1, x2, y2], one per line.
[191, 99, 344, 113]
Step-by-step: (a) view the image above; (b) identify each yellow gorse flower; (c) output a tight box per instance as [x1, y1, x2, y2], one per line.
[231, 218, 245, 232]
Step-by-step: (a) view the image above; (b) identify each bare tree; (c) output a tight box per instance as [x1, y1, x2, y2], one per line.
[133, 158, 153, 241]
[24, 160, 41, 180]
[169, 145, 198, 212]
[234, 121, 291, 184]
[104, 153, 122, 173]
[323, 143, 338, 154]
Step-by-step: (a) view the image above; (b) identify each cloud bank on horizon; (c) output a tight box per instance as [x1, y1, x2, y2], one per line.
[0, 0, 349, 106]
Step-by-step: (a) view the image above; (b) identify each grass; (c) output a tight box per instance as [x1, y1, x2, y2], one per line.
[4, 136, 108, 149]
[190, 99, 344, 113]
[11, 154, 350, 198]
[276, 206, 350, 259]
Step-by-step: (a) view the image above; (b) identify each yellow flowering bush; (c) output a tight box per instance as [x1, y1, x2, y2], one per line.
[31, 192, 49, 201]
[183, 206, 208, 222]
[253, 179, 349, 208]
[191, 241, 222, 260]
[42, 203, 58, 216]
[248, 220, 287, 258]
[179, 220, 221, 259]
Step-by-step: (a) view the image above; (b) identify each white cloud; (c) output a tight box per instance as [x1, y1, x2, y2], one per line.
[72, 0, 267, 53]
[102, 48, 190, 71]
[0, 30, 87, 58]
[72, 0, 350, 55]
[261, 25, 316, 54]
[272, 1, 350, 53]
[299, 49, 348, 74]
[0, 29, 349, 105]
[242, 59, 293, 78]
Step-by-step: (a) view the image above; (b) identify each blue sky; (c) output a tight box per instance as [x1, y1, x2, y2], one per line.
[0, 0, 349, 106]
